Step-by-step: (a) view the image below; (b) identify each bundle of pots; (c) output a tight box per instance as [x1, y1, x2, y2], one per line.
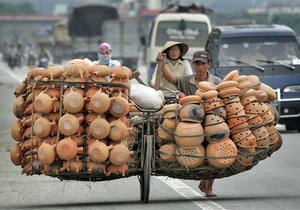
[158, 70, 282, 172]
[10, 59, 136, 177]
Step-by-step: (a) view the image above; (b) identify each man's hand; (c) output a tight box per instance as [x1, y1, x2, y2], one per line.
[156, 52, 166, 62]
[178, 92, 185, 99]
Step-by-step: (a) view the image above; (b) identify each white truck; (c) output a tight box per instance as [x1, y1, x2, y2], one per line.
[146, 12, 212, 84]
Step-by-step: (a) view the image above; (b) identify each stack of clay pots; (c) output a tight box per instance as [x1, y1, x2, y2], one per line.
[158, 69, 282, 172]
[10, 59, 134, 177]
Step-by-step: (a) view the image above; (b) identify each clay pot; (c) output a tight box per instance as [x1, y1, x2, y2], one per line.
[159, 144, 176, 162]
[11, 120, 24, 142]
[60, 159, 84, 172]
[204, 113, 225, 126]
[175, 145, 205, 168]
[179, 103, 205, 123]
[34, 92, 57, 114]
[206, 138, 237, 168]
[110, 66, 132, 79]
[223, 69, 239, 81]
[162, 118, 179, 132]
[109, 119, 131, 142]
[64, 61, 87, 78]
[175, 122, 204, 147]
[179, 95, 202, 106]
[198, 81, 218, 91]
[157, 126, 174, 141]
[204, 122, 230, 143]
[56, 137, 83, 160]
[162, 103, 181, 119]
[244, 102, 269, 115]
[225, 101, 244, 116]
[89, 64, 110, 77]
[13, 95, 25, 118]
[26, 67, 45, 80]
[258, 82, 276, 101]
[38, 141, 56, 164]
[58, 113, 83, 136]
[106, 164, 129, 176]
[33, 117, 55, 138]
[86, 161, 107, 173]
[14, 81, 27, 97]
[109, 92, 129, 118]
[63, 88, 85, 113]
[235, 133, 257, 148]
[89, 90, 111, 113]
[10, 143, 22, 166]
[252, 126, 269, 140]
[109, 143, 132, 166]
[85, 87, 99, 99]
[110, 78, 130, 92]
[89, 116, 111, 139]
[44, 65, 64, 80]
[88, 140, 113, 163]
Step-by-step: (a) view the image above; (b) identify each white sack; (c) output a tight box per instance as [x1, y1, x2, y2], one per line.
[130, 83, 164, 109]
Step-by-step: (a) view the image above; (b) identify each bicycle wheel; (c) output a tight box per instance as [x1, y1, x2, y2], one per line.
[139, 135, 152, 203]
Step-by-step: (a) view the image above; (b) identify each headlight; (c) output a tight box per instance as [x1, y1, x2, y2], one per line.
[283, 85, 300, 93]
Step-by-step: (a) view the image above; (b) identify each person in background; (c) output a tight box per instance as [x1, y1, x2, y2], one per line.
[95, 42, 121, 68]
[151, 41, 193, 98]
[161, 50, 222, 197]
[37, 43, 52, 67]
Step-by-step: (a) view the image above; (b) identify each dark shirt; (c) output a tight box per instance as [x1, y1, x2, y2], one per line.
[176, 72, 222, 96]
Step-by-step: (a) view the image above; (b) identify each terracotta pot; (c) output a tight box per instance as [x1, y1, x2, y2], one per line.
[13, 95, 25, 118]
[260, 109, 275, 124]
[63, 88, 85, 113]
[89, 64, 110, 77]
[235, 133, 257, 148]
[206, 138, 237, 168]
[162, 103, 181, 119]
[109, 92, 129, 118]
[26, 67, 45, 80]
[109, 119, 131, 141]
[105, 163, 129, 176]
[86, 161, 107, 173]
[179, 103, 205, 123]
[58, 113, 82, 136]
[33, 117, 55, 138]
[258, 83, 277, 102]
[89, 116, 110, 139]
[85, 87, 99, 99]
[64, 87, 85, 97]
[11, 120, 24, 142]
[157, 126, 174, 141]
[56, 137, 83, 160]
[64, 61, 87, 78]
[110, 78, 130, 92]
[14, 81, 27, 97]
[10, 143, 22, 166]
[175, 145, 205, 168]
[21, 136, 43, 151]
[89, 90, 111, 113]
[109, 143, 132, 166]
[175, 122, 204, 147]
[34, 92, 57, 114]
[198, 81, 217, 91]
[204, 113, 225, 126]
[88, 140, 113, 163]
[110, 66, 132, 79]
[162, 118, 179, 132]
[60, 159, 84, 172]
[44, 65, 64, 80]
[223, 69, 239, 81]
[225, 101, 244, 116]
[159, 144, 176, 162]
[252, 126, 269, 140]
[204, 122, 230, 143]
[38, 141, 56, 164]
[179, 95, 202, 106]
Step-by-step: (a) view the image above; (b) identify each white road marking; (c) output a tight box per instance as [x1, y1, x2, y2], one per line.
[0, 66, 23, 82]
[155, 176, 226, 210]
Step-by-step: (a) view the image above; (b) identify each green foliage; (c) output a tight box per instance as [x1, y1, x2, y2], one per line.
[0, 2, 36, 15]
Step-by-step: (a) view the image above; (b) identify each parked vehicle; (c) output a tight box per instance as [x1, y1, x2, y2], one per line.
[146, 6, 212, 84]
[205, 24, 300, 131]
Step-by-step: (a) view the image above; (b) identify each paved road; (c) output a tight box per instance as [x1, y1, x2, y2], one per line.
[0, 60, 299, 210]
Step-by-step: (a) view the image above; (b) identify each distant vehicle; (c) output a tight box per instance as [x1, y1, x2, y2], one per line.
[102, 19, 139, 70]
[205, 24, 300, 131]
[146, 5, 212, 84]
[68, 3, 119, 60]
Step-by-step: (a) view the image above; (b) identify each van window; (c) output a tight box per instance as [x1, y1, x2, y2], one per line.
[155, 21, 209, 47]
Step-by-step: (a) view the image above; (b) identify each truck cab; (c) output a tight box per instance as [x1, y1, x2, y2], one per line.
[205, 24, 300, 131]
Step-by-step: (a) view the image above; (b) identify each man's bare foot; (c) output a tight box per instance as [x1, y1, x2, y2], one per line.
[205, 190, 217, 197]
[198, 180, 205, 192]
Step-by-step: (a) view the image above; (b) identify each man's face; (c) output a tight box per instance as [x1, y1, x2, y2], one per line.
[193, 61, 209, 75]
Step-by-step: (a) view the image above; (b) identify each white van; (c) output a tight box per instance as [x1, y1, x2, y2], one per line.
[146, 12, 212, 83]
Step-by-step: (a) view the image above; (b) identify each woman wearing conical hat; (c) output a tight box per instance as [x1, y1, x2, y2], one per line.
[151, 41, 193, 97]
